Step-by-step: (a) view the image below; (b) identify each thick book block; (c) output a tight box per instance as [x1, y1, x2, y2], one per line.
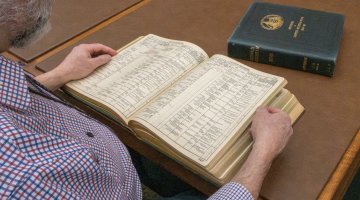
[63, 34, 304, 186]
[32, 1, 360, 199]
[228, 2, 344, 76]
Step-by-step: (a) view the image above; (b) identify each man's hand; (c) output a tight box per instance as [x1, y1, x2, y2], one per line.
[35, 43, 117, 91]
[231, 107, 293, 199]
[251, 106, 293, 160]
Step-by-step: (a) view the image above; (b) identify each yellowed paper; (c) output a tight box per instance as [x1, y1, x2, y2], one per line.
[66, 34, 208, 122]
[132, 55, 285, 166]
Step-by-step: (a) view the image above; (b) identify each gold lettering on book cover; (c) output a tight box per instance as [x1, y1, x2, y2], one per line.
[293, 17, 305, 38]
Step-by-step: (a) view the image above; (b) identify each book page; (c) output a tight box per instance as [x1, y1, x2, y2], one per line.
[131, 55, 285, 166]
[65, 34, 208, 122]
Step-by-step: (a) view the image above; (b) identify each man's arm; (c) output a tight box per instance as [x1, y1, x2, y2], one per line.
[210, 107, 293, 199]
[35, 43, 117, 91]
[233, 107, 293, 198]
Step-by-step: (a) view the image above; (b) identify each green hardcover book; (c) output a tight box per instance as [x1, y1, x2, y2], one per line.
[228, 2, 344, 76]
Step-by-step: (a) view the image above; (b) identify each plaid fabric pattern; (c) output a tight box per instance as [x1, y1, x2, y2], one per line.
[0, 56, 142, 199]
[209, 182, 254, 200]
[0, 55, 253, 199]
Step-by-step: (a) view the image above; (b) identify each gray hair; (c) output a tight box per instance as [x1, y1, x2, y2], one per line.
[0, 0, 54, 48]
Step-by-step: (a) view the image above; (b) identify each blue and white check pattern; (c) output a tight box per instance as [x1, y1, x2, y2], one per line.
[209, 182, 254, 200]
[0, 55, 253, 199]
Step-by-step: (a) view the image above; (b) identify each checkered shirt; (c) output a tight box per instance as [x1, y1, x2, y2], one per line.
[0, 55, 253, 199]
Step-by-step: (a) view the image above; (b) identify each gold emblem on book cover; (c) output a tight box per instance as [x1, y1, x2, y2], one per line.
[260, 15, 284, 30]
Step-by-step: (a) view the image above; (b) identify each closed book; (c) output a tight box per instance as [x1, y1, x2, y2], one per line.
[228, 2, 344, 76]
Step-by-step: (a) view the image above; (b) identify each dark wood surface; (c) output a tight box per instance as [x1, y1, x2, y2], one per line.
[6, 0, 360, 199]
[318, 129, 360, 200]
[9, 0, 141, 62]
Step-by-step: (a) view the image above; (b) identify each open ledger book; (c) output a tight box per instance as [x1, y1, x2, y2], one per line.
[64, 34, 304, 186]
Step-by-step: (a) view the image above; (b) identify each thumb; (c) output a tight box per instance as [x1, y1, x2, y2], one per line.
[267, 106, 282, 114]
[90, 54, 112, 68]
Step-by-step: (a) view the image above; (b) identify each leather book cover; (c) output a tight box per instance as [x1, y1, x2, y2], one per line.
[228, 2, 344, 76]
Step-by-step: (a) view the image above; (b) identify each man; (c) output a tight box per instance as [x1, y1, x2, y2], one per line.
[0, 1, 293, 199]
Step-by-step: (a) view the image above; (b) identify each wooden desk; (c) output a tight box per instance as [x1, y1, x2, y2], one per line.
[9, 0, 141, 62]
[5, 0, 360, 199]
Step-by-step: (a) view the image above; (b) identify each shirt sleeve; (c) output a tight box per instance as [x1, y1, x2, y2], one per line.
[208, 182, 254, 200]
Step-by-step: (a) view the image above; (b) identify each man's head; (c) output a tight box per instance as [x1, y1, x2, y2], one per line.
[0, 0, 53, 51]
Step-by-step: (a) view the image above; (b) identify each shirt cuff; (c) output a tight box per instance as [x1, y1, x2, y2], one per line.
[208, 182, 254, 200]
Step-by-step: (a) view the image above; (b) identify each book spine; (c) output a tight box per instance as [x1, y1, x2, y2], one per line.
[228, 40, 336, 77]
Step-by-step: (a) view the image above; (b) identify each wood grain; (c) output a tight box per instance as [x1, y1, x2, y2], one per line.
[318, 129, 360, 200]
